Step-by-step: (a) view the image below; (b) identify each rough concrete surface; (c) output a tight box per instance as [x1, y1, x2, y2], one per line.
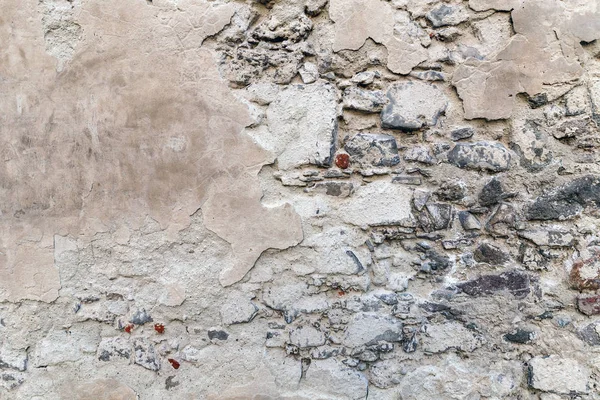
[2, 0, 600, 398]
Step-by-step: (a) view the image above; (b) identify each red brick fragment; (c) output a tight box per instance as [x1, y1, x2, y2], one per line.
[168, 358, 180, 369]
[335, 153, 350, 169]
[154, 323, 165, 334]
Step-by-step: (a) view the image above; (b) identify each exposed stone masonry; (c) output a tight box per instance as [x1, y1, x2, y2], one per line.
[2, 0, 600, 398]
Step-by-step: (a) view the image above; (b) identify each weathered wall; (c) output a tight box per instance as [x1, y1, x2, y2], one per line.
[2, 0, 600, 398]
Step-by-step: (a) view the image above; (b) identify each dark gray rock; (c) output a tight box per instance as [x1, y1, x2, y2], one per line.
[417, 203, 453, 232]
[479, 178, 504, 206]
[528, 93, 548, 109]
[458, 211, 481, 230]
[208, 329, 229, 341]
[344, 133, 400, 167]
[579, 322, 600, 345]
[473, 243, 510, 265]
[504, 329, 534, 344]
[450, 127, 475, 141]
[525, 176, 600, 220]
[455, 270, 531, 299]
[447, 142, 511, 172]
[130, 310, 153, 325]
[436, 180, 466, 201]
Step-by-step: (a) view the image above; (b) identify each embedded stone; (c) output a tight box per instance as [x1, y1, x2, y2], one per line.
[381, 82, 448, 130]
[577, 294, 600, 316]
[473, 243, 510, 265]
[417, 203, 453, 232]
[458, 211, 481, 230]
[479, 178, 505, 206]
[450, 127, 475, 141]
[342, 313, 402, 348]
[343, 87, 387, 112]
[528, 356, 589, 394]
[266, 83, 338, 169]
[526, 176, 600, 220]
[421, 322, 483, 354]
[447, 142, 511, 172]
[344, 133, 400, 167]
[455, 270, 530, 298]
[504, 329, 534, 344]
[133, 339, 160, 371]
[426, 3, 469, 27]
[289, 325, 326, 348]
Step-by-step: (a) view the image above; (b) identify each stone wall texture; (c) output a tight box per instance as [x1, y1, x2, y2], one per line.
[2, 0, 600, 398]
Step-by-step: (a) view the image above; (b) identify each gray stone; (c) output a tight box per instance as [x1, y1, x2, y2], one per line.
[528, 356, 589, 394]
[351, 71, 377, 85]
[267, 83, 338, 169]
[299, 62, 319, 84]
[510, 120, 552, 172]
[421, 322, 483, 354]
[305, 181, 354, 197]
[381, 82, 448, 130]
[342, 313, 402, 348]
[450, 127, 475, 141]
[343, 87, 387, 112]
[455, 270, 530, 299]
[458, 211, 481, 230]
[518, 229, 575, 247]
[97, 337, 131, 362]
[447, 142, 511, 172]
[504, 329, 534, 344]
[368, 360, 403, 388]
[344, 133, 400, 167]
[404, 146, 437, 165]
[435, 180, 466, 201]
[473, 243, 510, 265]
[130, 309, 153, 325]
[526, 176, 600, 220]
[426, 3, 469, 27]
[289, 325, 326, 348]
[133, 339, 160, 371]
[479, 178, 505, 206]
[417, 203, 453, 232]
[220, 293, 259, 325]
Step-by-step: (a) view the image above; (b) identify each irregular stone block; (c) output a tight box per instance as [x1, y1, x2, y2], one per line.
[450, 127, 475, 141]
[342, 313, 402, 348]
[417, 203, 453, 232]
[266, 83, 338, 169]
[504, 329, 534, 344]
[518, 229, 575, 247]
[343, 87, 387, 112]
[577, 294, 600, 316]
[344, 133, 400, 167]
[528, 356, 589, 394]
[340, 181, 413, 227]
[455, 270, 530, 299]
[447, 142, 511, 172]
[421, 322, 483, 354]
[381, 82, 448, 130]
[525, 176, 600, 220]
[305, 181, 354, 197]
[426, 3, 469, 27]
[220, 292, 259, 325]
[473, 243, 510, 265]
[133, 339, 160, 371]
[458, 211, 481, 230]
[289, 325, 326, 348]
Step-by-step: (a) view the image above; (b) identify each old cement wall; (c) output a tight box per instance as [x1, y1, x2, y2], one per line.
[2, 0, 600, 398]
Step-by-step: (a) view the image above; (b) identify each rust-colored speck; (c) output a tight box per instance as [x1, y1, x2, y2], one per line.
[168, 358, 180, 369]
[154, 323, 165, 334]
[338, 290, 346, 297]
[335, 153, 350, 169]
[124, 324, 134, 333]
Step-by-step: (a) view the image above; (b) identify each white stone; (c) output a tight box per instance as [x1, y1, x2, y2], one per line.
[266, 83, 338, 170]
[528, 356, 590, 394]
